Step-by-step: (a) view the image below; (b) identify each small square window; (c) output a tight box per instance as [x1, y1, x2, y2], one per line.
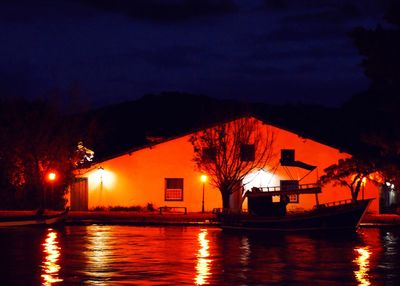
[165, 178, 184, 201]
[288, 194, 299, 203]
[281, 149, 295, 165]
[240, 144, 255, 161]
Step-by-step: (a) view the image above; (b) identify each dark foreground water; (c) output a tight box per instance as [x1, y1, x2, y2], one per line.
[0, 226, 399, 286]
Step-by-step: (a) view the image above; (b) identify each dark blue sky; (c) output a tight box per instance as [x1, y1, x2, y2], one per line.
[0, 0, 391, 108]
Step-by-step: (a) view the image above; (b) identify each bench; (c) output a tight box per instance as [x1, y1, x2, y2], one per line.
[159, 206, 187, 215]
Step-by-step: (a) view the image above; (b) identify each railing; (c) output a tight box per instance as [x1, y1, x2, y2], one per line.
[315, 199, 353, 209]
[258, 183, 321, 193]
[298, 183, 322, 190]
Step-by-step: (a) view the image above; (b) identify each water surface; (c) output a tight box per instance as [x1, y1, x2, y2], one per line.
[0, 225, 399, 285]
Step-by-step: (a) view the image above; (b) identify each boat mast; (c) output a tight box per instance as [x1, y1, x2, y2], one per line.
[314, 168, 320, 207]
[315, 192, 320, 206]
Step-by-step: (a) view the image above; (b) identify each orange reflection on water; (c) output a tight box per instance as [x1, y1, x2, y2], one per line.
[84, 225, 113, 285]
[353, 247, 371, 286]
[238, 236, 250, 280]
[89, 226, 109, 267]
[195, 229, 211, 285]
[41, 229, 63, 285]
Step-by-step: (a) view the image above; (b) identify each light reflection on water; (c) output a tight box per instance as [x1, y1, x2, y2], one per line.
[195, 228, 211, 285]
[84, 226, 113, 285]
[0, 226, 399, 285]
[353, 247, 371, 286]
[237, 236, 251, 282]
[41, 228, 63, 285]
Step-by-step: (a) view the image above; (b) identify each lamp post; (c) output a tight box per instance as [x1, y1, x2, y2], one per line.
[47, 171, 57, 209]
[361, 177, 366, 200]
[200, 175, 207, 213]
[98, 167, 104, 202]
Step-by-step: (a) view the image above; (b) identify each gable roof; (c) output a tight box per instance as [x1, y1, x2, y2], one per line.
[77, 92, 362, 164]
[90, 114, 348, 165]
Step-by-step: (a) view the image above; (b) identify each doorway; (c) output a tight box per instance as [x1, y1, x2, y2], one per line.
[71, 177, 88, 211]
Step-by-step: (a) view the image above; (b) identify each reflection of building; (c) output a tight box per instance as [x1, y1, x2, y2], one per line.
[380, 183, 399, 214]
[69, 116, 381, 213]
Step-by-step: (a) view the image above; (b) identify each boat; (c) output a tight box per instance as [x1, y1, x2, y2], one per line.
[0, 207, 69, 227]
[215, 149, 373, 231]
[216, 198, 373, 231]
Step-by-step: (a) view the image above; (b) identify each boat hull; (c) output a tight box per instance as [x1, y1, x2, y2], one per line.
[0, 208, 69, 227]
[218, 199, 373, 232]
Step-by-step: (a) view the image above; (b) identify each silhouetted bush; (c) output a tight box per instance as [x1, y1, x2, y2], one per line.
[91, 206, 107, 211]
[146, 203, 155, 211]
[109, 205, 142, 211]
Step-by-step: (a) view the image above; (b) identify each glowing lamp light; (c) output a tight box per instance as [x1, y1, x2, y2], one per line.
[98, 167, 104, 179]
[385, 182, 395, 189]
[89, 166, 115, 190]
[200, 175, 207, 183]
[48, 172, 56, 182]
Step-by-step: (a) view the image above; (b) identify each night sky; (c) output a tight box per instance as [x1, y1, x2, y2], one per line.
[0, 0, 392, 108]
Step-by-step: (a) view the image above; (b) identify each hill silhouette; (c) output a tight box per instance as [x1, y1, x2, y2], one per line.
[77, 92, 356, 162]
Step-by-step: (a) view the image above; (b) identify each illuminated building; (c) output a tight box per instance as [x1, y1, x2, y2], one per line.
[69, 116, 379, 213]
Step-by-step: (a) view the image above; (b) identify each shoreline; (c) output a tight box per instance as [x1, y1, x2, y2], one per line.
[1, 211, 400, 227]
[60, 211, 400, 227]
[65, 211, 217, 226]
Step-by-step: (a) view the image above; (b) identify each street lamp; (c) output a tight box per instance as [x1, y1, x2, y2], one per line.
[361, 177, 366, 200]
[200, 175, 207, 213]
[47, 171, 57, 209]
[48, 172, 56, 182]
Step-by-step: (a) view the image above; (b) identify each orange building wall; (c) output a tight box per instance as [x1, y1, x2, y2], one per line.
[78, 134, 222, 212]
[262, 125, 379, 213]
[75, 117, 380, 213]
